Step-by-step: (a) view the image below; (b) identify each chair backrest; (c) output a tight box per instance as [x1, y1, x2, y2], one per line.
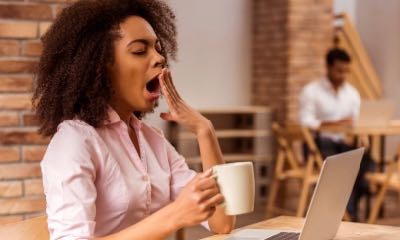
[0, 215, 49, 240]
[272, 122, 323, 174]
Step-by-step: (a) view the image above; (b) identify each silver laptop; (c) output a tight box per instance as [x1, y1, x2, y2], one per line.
[356, 100, 395, 127]
[227, 148, 364, 240]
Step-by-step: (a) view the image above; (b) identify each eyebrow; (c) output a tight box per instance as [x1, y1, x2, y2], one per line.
[126, 38, 160, 47]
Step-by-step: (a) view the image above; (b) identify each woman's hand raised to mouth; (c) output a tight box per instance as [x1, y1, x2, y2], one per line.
[159, 68, 212, 136]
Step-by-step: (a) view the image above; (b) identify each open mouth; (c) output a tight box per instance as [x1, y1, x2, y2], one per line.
[146, 75, 161, 94]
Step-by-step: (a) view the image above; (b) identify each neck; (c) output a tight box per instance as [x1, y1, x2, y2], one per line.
[109, 101, 132, 126]
[327, 77, 342, 93]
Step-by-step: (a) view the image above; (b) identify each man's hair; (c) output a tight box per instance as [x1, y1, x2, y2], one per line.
[326, 48, 351, 66]
[32, 0, 177, 136]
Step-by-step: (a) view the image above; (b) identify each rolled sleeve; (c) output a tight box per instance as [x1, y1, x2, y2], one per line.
[41, 122, 97, 240]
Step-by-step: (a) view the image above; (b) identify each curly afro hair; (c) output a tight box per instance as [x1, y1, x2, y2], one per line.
[33, 0, 177, 137]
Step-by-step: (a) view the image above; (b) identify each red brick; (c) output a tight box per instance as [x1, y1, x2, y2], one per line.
[252, 0, 333, 122]
[0, 197, 45, 214]
[0, 4, 52, 20]
[0, 128, 49, 145]
[0, 181, 22, 197]
[0, 163, 41, 180]
[39, 22, 52, 37]
[22, 40, 43, 57]
[54, 4, 67, 17]
[22, 145, 47, 162]
[0, 76, 33, 92]
[0, 40, 19, 56]
[0, 215, 23, 225]
[0, 146, 20, 163]
[0, 60, 37, 74]
[0, 112, 19, 127]
[24, 179, 44, 196]
[0, 21, 37, 39]
[22, 112, 39, 126]
[0, 94, 32, 110]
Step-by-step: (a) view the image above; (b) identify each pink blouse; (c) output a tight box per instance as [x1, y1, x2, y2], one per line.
[41, 107, 199, 239]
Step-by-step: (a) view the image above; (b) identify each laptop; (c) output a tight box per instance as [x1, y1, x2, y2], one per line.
[356, 100, 395, 127]
[226, 148, 365, 240]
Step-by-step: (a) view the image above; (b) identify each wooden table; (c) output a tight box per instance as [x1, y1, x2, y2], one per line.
[319, 120, 400, 171]
[201, 216, 400, 240]
[319, 121, 400, 217]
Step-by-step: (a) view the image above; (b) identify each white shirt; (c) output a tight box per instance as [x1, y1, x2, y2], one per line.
[299, 78, 361, 141]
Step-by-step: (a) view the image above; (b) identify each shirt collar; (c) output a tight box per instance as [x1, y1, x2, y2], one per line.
[105, 106, 142, 130]
[321, 77, 346, 94]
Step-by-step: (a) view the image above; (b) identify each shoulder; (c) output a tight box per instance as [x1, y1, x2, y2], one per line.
[344, 82, 361, 100]
[53, 119, 97, 144]
[43, 120, 99, 164]
[305, 80, 323, 91]
[300, 80, 321, 98]
[41, 120, 100, 178]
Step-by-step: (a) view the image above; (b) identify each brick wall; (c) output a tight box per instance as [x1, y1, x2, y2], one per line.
[252, 0, 334, 123]
[0, 1, 71, 224]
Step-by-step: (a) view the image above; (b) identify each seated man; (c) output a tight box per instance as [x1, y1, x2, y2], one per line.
[299, 48, 375, 221]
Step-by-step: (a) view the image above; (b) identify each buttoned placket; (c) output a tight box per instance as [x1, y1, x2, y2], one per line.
[130, 120, 152, 216]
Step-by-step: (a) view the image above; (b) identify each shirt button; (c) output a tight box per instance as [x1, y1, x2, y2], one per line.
[142, 175, 149, 181]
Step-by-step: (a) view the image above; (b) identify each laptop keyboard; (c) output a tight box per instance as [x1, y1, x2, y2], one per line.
[264, 232, 300, 240]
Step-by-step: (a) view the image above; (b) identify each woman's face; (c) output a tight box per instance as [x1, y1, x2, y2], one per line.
[109, 16, 165, 114]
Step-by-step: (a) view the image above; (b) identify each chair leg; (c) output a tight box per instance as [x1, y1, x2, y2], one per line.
[266, 178, 281, 219]
[368, 184, 389, 224]
[297, 180, 311, 217]
[365, 192, 371, 221]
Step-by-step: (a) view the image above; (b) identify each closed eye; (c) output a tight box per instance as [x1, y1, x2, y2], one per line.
[132, 51, 147, 55]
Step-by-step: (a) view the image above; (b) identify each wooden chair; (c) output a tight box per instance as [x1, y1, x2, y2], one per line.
[266, 123, 324, 218]
[0, 215, 49, 240]
[366, 144, 400, 224]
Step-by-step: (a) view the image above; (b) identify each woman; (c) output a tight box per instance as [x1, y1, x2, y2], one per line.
[34, 0, 235, 239]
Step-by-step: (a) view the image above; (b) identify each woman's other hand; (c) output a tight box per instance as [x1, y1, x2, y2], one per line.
[171, 169, 224, 228]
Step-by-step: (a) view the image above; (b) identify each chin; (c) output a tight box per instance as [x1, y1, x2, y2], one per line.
[141, 100, 159, 113]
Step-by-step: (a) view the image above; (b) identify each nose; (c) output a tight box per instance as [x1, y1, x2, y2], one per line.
[153, 50, 166, 69]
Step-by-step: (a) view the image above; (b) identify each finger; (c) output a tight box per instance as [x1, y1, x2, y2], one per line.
[201, 168, 213, 178]
[197, 187, 219, 202]
[195, 177, 218, 191]
[159, 72, 176, 105]
[159, 71, 180, 110]
[167, 69, 183, 100]
[163, 69, 181, 103]
[203, 193, 224, 209]
[160, 112, 175, 122]
[160, 69, 176, 101]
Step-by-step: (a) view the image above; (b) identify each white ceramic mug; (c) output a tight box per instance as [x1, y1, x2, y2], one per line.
[212, 161, 255, 215]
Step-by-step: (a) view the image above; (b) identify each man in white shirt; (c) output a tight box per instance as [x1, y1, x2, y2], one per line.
[299, 48, 374, 221]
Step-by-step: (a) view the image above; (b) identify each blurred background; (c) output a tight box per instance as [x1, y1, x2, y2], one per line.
[0, 0, 399, 239]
